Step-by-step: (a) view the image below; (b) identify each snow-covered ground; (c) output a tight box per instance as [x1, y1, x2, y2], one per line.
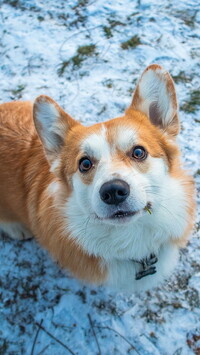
[0, 0, 200, 354]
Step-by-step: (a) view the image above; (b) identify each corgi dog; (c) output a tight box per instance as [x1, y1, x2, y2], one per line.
[0, 64, 195, 292]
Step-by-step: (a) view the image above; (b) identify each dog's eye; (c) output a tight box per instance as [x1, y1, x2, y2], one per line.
[79, 157, 93, 173]
[132, 146, 147, 160]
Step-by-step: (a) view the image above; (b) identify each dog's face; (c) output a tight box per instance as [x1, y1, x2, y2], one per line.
[33, 65, 181, 229]
[62, 114, 175, 227]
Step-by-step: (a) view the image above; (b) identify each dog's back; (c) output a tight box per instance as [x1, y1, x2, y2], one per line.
[0, 102, 32, 221]
[0, 101, 50, 239]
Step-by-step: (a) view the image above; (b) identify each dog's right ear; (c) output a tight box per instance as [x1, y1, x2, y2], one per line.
[33, 95, 78, 164]
[130, 64, 179, 138]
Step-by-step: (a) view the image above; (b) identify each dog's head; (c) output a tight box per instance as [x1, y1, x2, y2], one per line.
[33, 65, 181, 228]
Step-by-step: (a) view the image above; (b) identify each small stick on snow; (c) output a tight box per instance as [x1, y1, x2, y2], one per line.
[94, 325, 141, 355]
[31, 319, 43, 355]
[35, 322, 76, 355]
[88, 314, 102, 355]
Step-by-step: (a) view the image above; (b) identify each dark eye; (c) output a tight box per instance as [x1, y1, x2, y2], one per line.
[79, 157, 93, 173]
[132, 146, 147, 160]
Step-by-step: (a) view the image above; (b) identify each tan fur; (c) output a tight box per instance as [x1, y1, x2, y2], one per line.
[0, 101, 106, 283]
[0, 66, 196, 286]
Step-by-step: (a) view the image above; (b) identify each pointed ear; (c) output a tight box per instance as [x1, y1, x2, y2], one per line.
[33, 95, 78, 163]
[131, 64, 179, 137]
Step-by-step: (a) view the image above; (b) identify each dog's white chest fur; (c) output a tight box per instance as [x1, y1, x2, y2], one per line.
[65, 200, 180, 292]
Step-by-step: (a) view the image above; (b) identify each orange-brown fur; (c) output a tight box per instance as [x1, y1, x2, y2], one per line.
[0, 66, 196, 286]
[0, 101, 106, 283]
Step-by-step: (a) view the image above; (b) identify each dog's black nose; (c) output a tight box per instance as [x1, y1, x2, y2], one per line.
[100, 179, 130, 205]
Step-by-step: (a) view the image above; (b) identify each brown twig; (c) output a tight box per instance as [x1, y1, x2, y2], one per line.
[87, 314, 102, 355]
[31, 319, 43, 355]
[37, 344, 50, 355]
[35, 322, 76, 355]
[94, 325, 141, 355]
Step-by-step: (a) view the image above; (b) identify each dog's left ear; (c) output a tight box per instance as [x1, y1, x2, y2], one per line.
[131, 64, 179, 137]
[33, 95, 78, 164]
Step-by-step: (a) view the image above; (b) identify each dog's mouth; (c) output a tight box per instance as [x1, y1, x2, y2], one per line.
[109, 210, 138, 219]
[98, 202, 152, 223]
[108, 203, 152, 220]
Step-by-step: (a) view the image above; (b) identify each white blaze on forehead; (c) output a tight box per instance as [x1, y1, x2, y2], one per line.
[116, 126, 138, 151]
[80, 125, 111, 160]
